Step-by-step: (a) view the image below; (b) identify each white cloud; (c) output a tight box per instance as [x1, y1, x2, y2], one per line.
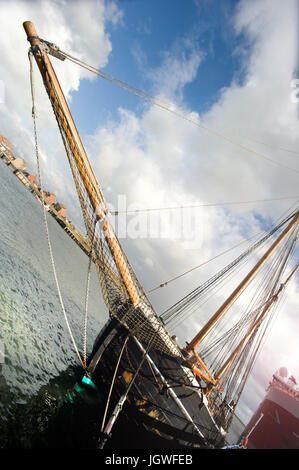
[0, 0, 298, 424]
[148, 35, 203, 103]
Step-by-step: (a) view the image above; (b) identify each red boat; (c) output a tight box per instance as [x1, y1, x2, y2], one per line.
[243, 367, 299, 449]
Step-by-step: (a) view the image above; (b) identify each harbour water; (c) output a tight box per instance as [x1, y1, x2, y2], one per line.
[0, 160, 244, 449]
[0, 160, 109, 446]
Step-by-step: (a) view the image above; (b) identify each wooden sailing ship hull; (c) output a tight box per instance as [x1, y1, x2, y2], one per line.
[85, 317, 226, 448]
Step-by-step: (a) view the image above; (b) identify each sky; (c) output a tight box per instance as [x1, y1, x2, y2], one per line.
[0, 0, 298, 426]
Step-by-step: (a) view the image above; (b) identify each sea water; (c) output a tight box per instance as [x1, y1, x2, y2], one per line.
[0, 161, 109, 446]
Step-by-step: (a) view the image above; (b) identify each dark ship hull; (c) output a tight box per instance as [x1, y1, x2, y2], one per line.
[84, 317, 226, 449]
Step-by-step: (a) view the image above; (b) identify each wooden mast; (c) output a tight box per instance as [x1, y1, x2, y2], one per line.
[185, 211, 298, 355]
[23, 21, 140, 306]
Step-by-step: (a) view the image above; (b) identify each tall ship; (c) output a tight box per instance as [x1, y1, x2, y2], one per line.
[16, 21, 298, 449]
[242, 368, 299, 449]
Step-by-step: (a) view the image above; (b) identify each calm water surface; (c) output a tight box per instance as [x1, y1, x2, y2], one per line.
[0, 161, 109, 446]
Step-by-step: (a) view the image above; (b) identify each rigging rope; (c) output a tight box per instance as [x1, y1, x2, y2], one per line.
[33, 36, 299, 158]
[83, 218, 99, 368]
[40, 41, 299, 175]
[68, 56, 299, 174]
[148, 236, 257, 296]
[204, 228, 298, 416]
[111, 196, 299, 216]
[29, 50, 85, 369]
[149, 208, 297, 300]
[101, 334, 129, 432]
